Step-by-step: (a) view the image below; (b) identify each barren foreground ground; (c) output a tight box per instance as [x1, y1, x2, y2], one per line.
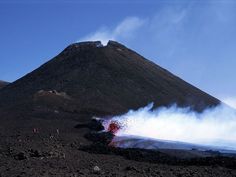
[0, 110, 236, 177]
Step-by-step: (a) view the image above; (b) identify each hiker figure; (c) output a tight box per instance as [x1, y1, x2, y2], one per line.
[56, 129, 60, 135]
[33, 128, 38, 133]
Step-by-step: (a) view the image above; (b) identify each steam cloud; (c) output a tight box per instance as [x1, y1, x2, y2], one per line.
[104, 103, 236, 151]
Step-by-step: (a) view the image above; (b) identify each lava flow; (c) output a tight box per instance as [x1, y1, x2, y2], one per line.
[107, 120, 122, 134]
[101, 120, 123, 147]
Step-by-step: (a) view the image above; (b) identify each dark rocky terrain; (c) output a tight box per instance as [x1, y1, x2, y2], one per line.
[0, 80, 9, 89]
[1, 41, 235, 177]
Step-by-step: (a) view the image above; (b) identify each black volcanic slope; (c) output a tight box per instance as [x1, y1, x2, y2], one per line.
[0, 41, 219, 116]
[0, 80, 9, 89]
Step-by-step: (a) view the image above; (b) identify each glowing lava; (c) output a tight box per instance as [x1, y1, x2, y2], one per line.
[108, 120, 121, 134]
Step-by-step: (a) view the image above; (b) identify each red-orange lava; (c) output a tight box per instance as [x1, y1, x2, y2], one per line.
[108, 121, 121, 134]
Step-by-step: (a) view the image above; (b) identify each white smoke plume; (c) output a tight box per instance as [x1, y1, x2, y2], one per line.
[79, 17, 146, 45]
[103, 103, 236, 151]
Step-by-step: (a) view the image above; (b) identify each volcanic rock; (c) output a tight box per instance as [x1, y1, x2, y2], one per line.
[84, 131, 114, 145]
[14, 152, 27, 160]
[0, 80, 9, 89]
[93, 166, 101, 174]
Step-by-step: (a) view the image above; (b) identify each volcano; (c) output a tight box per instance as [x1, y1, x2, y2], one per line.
[0, 41, 219, 116]
[1, 41, 233, 177]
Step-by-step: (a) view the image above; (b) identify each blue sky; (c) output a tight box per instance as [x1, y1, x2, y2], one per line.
[0, 0, 236, 107]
